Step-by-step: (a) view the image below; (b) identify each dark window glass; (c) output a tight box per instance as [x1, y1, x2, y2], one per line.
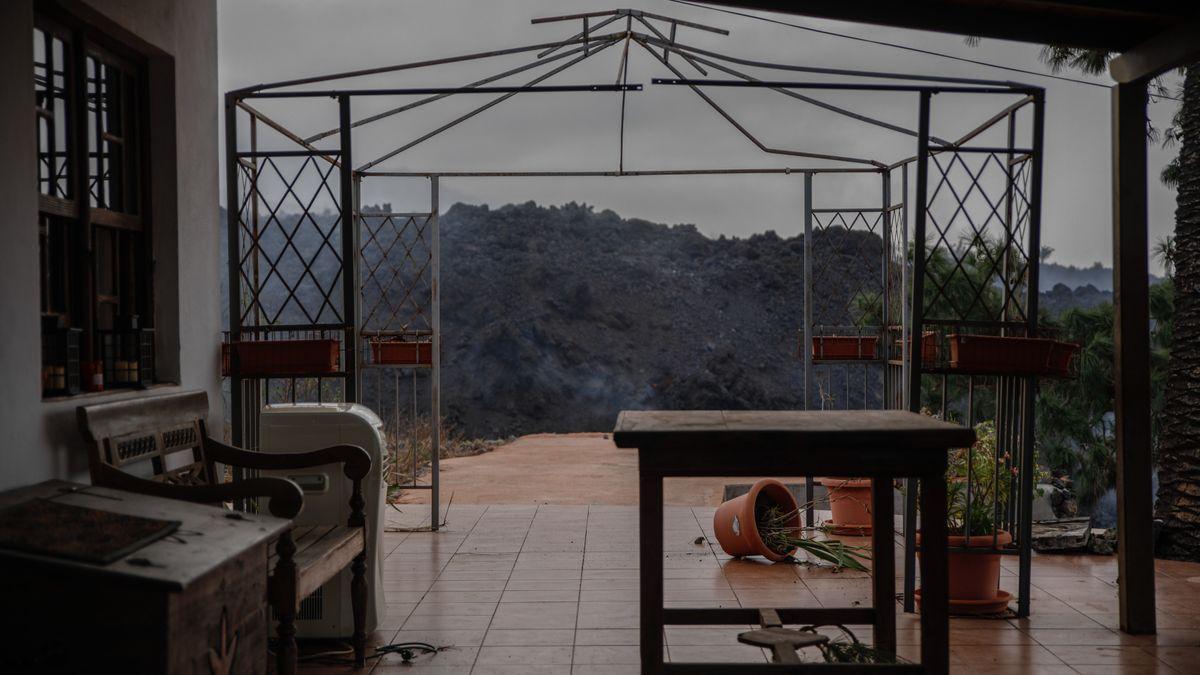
[34, 27, 72, 199]
[36, 15, 153, 397]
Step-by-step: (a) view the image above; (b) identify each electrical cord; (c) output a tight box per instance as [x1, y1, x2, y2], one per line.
[269, 639, 441, 666]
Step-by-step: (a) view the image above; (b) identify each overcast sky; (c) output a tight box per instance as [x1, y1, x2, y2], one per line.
[217, 0, 1183, 273]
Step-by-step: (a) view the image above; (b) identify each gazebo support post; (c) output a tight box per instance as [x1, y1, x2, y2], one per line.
[1111, 79, 1156, 635]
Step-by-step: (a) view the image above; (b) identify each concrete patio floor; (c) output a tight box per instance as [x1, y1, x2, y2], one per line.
[393, 433, 810, 506]
[286, 500, 1200, 674]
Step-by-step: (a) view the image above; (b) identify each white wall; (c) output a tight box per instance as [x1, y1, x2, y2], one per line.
[0, 0, 221, 490]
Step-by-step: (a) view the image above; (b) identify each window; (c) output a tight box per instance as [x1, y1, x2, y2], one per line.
[36, 10, 154, 397]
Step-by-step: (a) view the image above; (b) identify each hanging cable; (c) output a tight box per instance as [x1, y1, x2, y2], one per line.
[666, 0, 1183, 102]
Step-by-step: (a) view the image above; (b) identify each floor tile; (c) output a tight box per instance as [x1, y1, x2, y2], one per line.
[489, 602, 579, 630]
[572, 645, 641, 665]
[482, 629, 577, 647]
[1045, 645, 1161, 666]
[475, 645, 574, 665]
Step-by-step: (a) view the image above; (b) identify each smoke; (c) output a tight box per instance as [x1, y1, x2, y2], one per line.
[1090, 470, 1158, 528]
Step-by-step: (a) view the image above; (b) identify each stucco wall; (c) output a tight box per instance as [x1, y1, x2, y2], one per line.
[0, 0, 220, 490]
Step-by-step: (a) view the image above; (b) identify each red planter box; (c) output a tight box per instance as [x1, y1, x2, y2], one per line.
[948, 334, 1056, 375]
[811, 335, 878, 360]
[895, 331, 938, 363]
[222, 339, 339, 376]
[371, 340, 432, 365]
[1046, 340, 1080, 377]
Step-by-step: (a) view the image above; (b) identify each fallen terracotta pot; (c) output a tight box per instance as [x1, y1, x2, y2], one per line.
[713, 478, 800, 562]
[820, 477, 873, 535]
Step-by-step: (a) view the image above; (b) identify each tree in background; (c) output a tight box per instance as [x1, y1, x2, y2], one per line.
[1037, 281, 1173, 504]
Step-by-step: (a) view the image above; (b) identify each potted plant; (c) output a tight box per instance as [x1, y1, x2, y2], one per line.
[916, 421, 1027, 615]
[714, 478, 870, 569]
[818, 477, 874, 535]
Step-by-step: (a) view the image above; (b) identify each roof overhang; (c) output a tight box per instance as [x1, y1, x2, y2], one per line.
[700, 1, 1198, 52]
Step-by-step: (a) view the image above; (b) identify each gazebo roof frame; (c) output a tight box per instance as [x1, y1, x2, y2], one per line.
[226, 7, 1040, 178]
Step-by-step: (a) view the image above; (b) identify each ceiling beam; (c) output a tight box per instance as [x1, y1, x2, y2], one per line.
[1109, 19, 1200, 83]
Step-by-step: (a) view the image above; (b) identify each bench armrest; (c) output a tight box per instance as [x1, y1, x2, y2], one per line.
[204, 439, 372, 482]
[92, 463, 304, 519]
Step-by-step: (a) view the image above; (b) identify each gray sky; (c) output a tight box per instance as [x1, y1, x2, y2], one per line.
[218, 0, 1183, 273]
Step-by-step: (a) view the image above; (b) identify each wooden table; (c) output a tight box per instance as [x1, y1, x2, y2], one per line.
[613, 410, 975, 674]
[0, 480, 290, 674]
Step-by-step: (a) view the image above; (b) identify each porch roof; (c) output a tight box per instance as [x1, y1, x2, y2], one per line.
[704, 1, 1198, 52]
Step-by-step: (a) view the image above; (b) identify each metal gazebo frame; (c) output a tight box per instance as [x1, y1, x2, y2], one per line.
[222, 5, 1044, 617]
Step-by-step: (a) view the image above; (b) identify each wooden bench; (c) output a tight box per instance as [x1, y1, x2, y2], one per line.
[77, 390, 372, 674]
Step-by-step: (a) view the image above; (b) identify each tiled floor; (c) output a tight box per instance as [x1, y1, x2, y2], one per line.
[294, 504, 1200, 674]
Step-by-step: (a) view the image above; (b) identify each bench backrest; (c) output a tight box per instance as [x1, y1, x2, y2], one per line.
[77, 390, 216, 486]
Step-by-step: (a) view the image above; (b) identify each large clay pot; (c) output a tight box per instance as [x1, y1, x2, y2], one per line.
[713, 478, 800, 562]
[917, 530, 1013, 614]
[819, 477, 873, 535]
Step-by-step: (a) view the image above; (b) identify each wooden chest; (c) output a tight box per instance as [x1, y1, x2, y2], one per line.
[0, 481, 289, 674]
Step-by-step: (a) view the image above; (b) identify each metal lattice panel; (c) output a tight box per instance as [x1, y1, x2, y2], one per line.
[885, 204, 907, 333]
[923, 150, 1033, 326]
[359, 212, 434, 336]
[235, 155, 344, 327]
[810, 209, 886, 331]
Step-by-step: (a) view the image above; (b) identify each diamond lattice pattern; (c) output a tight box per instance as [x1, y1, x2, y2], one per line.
[359, 212, 433, 335]
[810, 210, 886, 331]
[235, 156, 344, 327]
[922, 151, 1032, 324]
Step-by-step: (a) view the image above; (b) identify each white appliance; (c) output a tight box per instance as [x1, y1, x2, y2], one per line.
[260, 403, 387, 639]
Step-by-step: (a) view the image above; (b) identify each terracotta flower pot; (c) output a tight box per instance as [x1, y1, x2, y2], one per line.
[819, 477, 873, 535]
[371, 340, 432, 365]
[222, 339, 339, 377]
[1046, 340, 1080, 377]
[713, 478, 800, 562]
[893, 331, 938, 364]
[948, 334, 1055, 375]
[811, 335, 878, 360]
[917, 529, 1013, 614]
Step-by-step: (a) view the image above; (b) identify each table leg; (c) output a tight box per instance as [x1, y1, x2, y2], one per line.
[871, 477, 896, 656]
[919, 468, 949, 675]
[639, 470, 664, 675]
[904, 478, 919, 613]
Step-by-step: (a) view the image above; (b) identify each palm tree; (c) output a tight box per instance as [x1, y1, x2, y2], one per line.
[1155, 67, 1200, 560]
[1155, 236, 1176, 278]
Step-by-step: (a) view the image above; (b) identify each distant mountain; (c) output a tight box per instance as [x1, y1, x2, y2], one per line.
[1039, 261, 1160, 293]
[1039, 283, 1111, 317]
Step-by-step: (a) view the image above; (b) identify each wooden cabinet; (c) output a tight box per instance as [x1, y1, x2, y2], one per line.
[0, 481, 289, 674]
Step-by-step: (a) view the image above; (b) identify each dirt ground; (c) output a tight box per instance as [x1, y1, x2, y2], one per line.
[394, 432, 809, 506]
